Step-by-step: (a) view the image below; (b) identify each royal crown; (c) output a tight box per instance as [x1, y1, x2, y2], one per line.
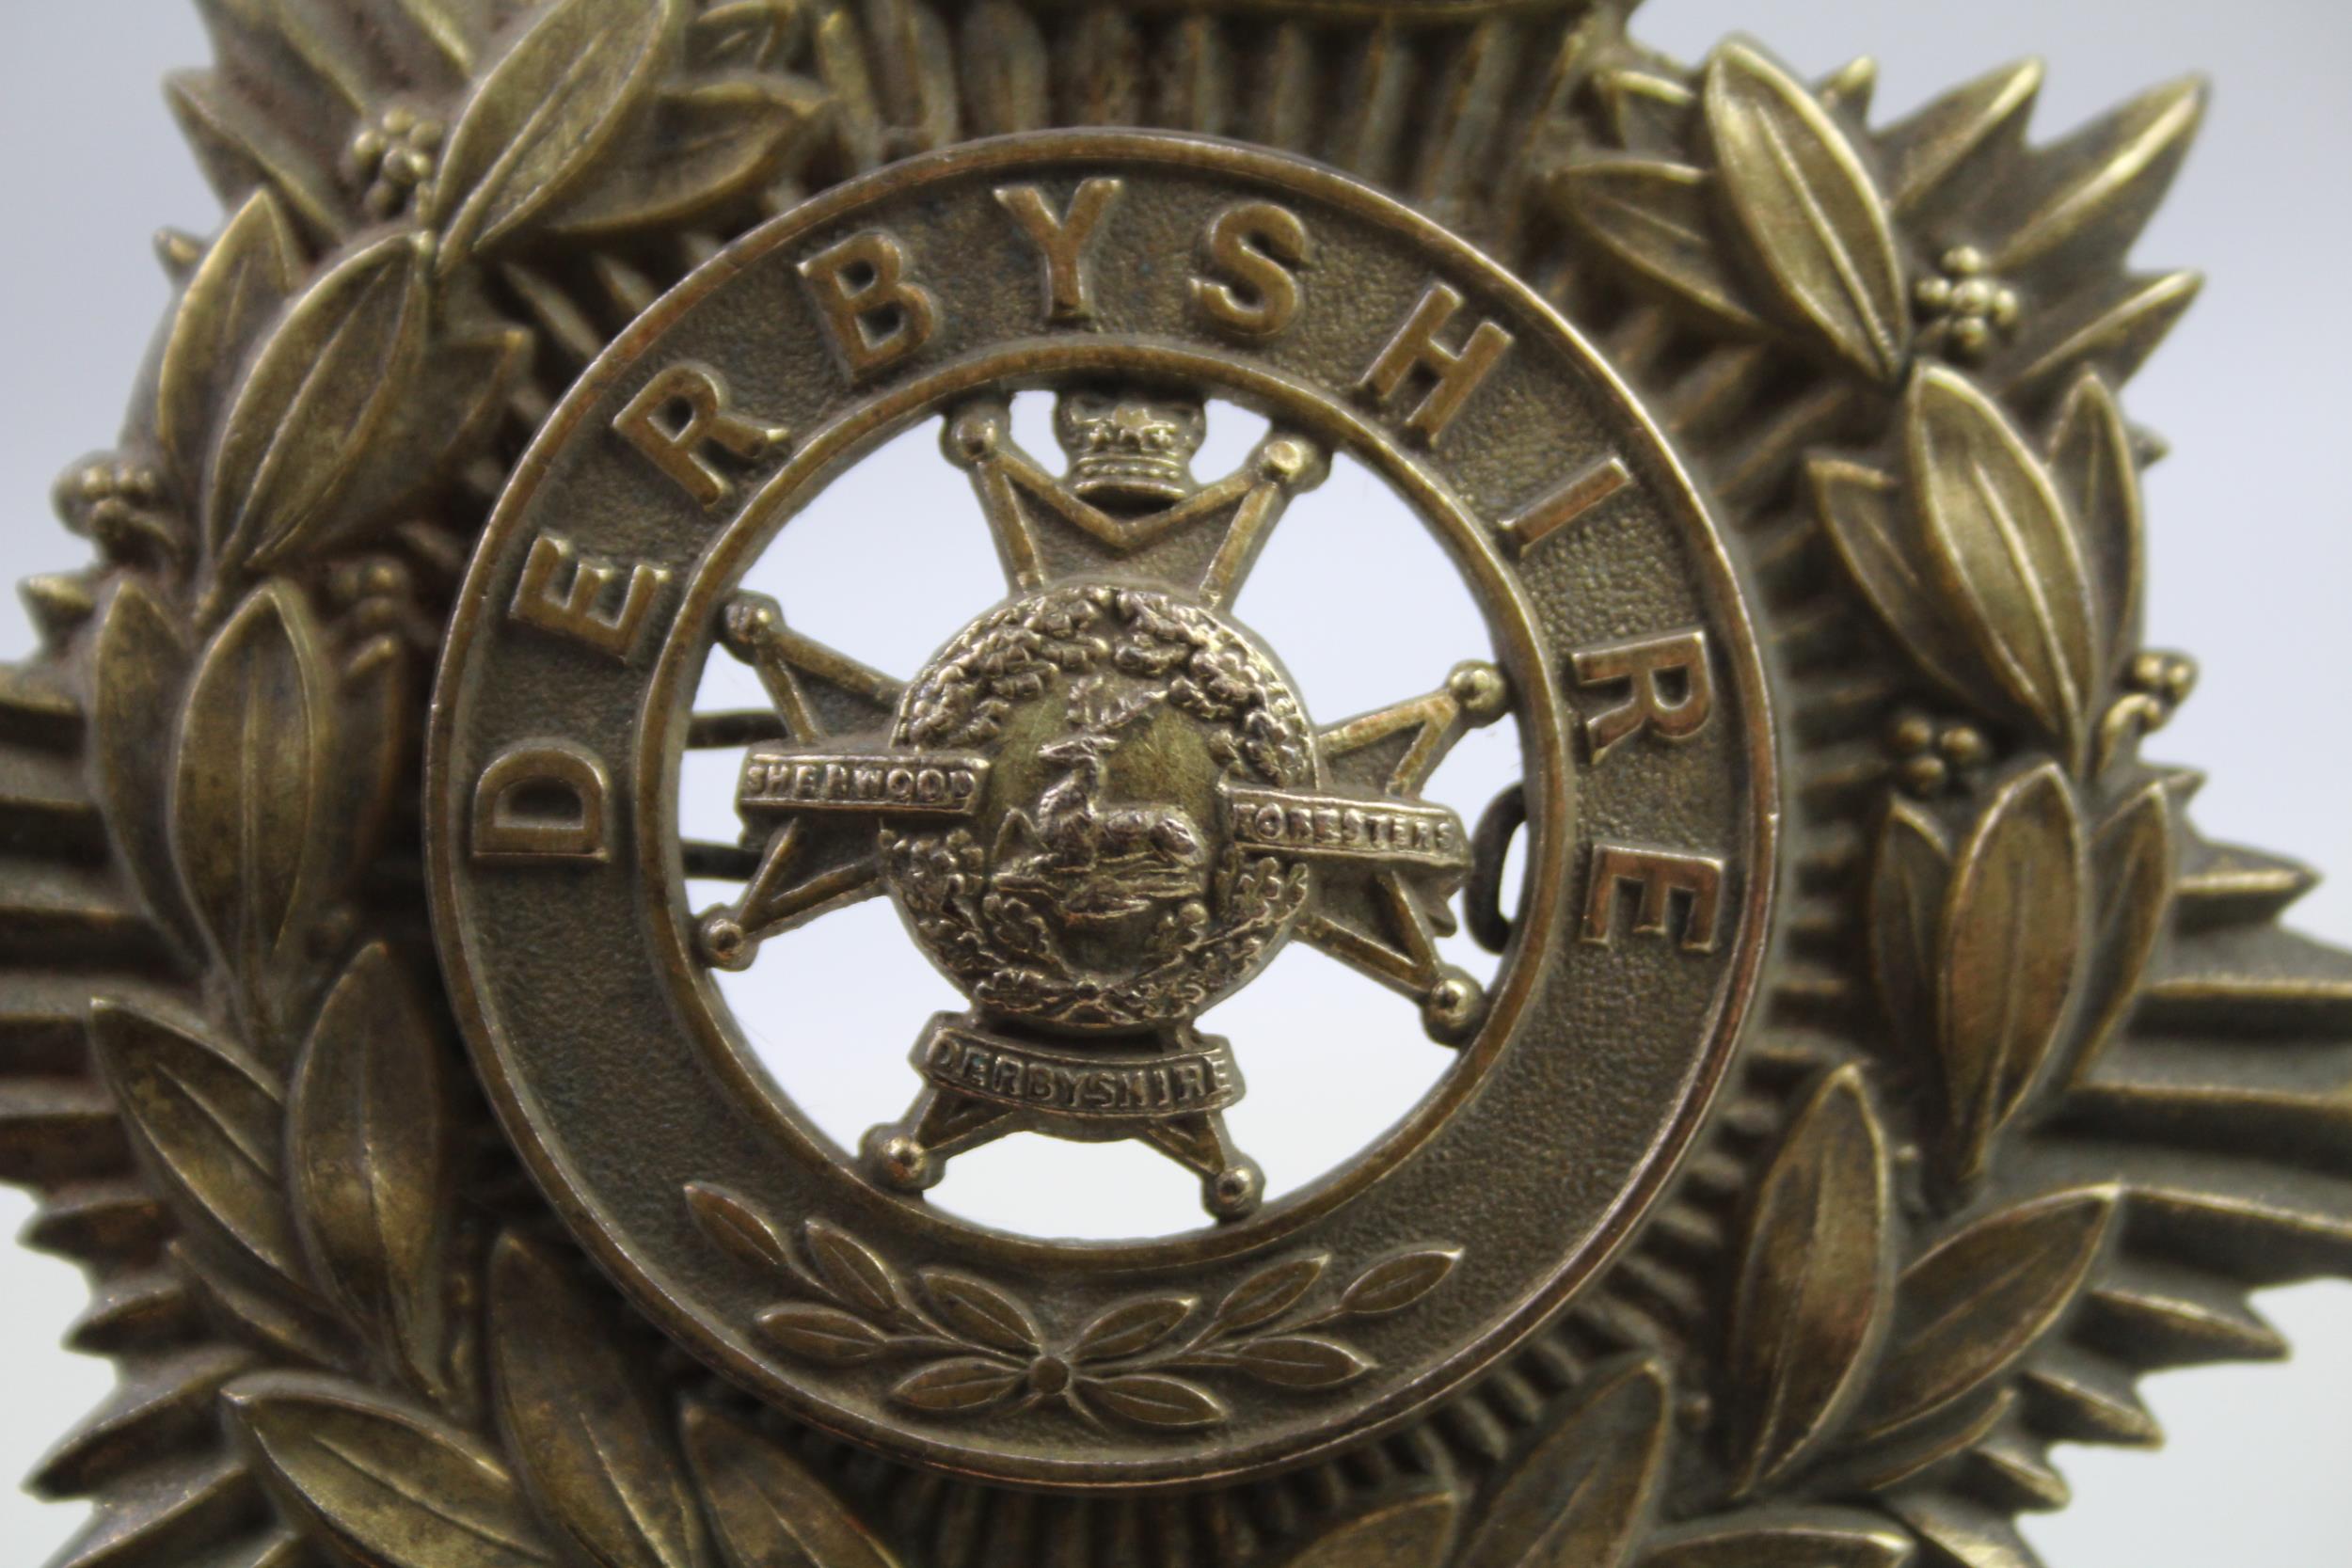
[1054, 387, 1208, 509]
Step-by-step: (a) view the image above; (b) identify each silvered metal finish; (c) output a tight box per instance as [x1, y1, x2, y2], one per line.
[0, 2, 2344, 1567]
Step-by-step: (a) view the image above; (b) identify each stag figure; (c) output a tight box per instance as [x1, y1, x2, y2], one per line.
[995, 679, 1208, 923]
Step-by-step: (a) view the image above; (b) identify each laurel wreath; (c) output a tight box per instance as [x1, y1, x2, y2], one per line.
[28, 5, 859, 1567]
[1507, 37, 2314, 1568]
[686, 1184, 1458, 1432]
[6, 5, 2344, 1568]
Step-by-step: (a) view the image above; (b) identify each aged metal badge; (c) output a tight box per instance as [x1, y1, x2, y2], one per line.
[432, 133, 1774, 1491]
[3, 3, 2345, 1567]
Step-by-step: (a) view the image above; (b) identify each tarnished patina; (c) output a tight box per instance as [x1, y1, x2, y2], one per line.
[1, 2, 2344, 1565]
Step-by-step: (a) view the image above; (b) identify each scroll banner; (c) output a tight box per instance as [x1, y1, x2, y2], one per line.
[739, 747, 989, 816]
[915, 1017, 1245, 1122]
[1223, 784, 1469, 873]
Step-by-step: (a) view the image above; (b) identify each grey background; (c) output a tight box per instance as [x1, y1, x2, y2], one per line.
[1, 1, 2345, 1561]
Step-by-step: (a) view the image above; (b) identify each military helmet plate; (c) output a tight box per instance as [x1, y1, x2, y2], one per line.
[429, 133, 1775, 1487]
[8, 5, 2344, 1564]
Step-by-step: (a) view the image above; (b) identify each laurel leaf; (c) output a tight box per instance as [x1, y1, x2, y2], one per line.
[1596, 68, 1696, 152]
[1705, 41, 1909, 381]
[1909, 366, 2098, 759]
[172, 582, 331, 1008]
[691, 2, 803, 71]
[164, 70, 344, 243]
[289, 944, 455, 1404]
[91, 580, 199, 953]
[1939, 763, 2084, 1180]
[1809, 457, 2005, 718]
[682, 1403, 902, 1568]
[2048, 372, 2144, 675]
[1857, 1186, 2120, 1439]
[206, 234, 430, 573]
[917, 1270, 1041, 1354]
[757, 1303, 890, 1365]
[1086, 1373, 1229, 1431]
[547, 75, 829, 240]
[329, 326, 531, 550]
[1817, 56, 1878, 117]
[171, 1238, 346, 1370]
[2069, 784, 2173, 1083]
[1990, 77, 2206, 278]
[810, 1, 884, 173]
[684, 1182, 795, 1276]
[803, 1219, 906, 1322]
[1869, 797, 1952, 1064]
[322, 636, 411, 898]
[1074, 1294, 1196, 1360]
[155, 188, 301, 493]
[2002, 269, 2204, 404]
[868, 0, 957, 152]
[389, 0, 482, 74]
[210, 0, 371, 115]
[1279, 1490, 1459, 1568]
[1724, 1065, 1892, 1494]
[431, 0, 684, 266]
[1339, 1247, 1459, 1317]
[1232, 1335, 1374, 1390]
[1879, 58, 2042, 216]
[1836, 1386, 2015, 1495]
[1641, 1508, 1916, 1568]
[489, 1231, 710, 1568]
[1455, 1356, 1670, 1568]
[90, 1001, 305, 1290]
[227, 1370, 556, 1568]
[1214, 1253, 1327, 1333]
[1551, 158, 1767, 333]
[891, 1357, 1025, 1414]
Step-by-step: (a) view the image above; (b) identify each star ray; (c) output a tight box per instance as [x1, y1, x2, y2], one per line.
[698, 814, 886, 968]
[1291, 660, 1515, 1044]
[693, 593, 907, 968]
[718, 592, 906, 741]
[1297, 900, 1440, 997]
[942, 394, 1327, 596]
[1316, 659, 1506, 798]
